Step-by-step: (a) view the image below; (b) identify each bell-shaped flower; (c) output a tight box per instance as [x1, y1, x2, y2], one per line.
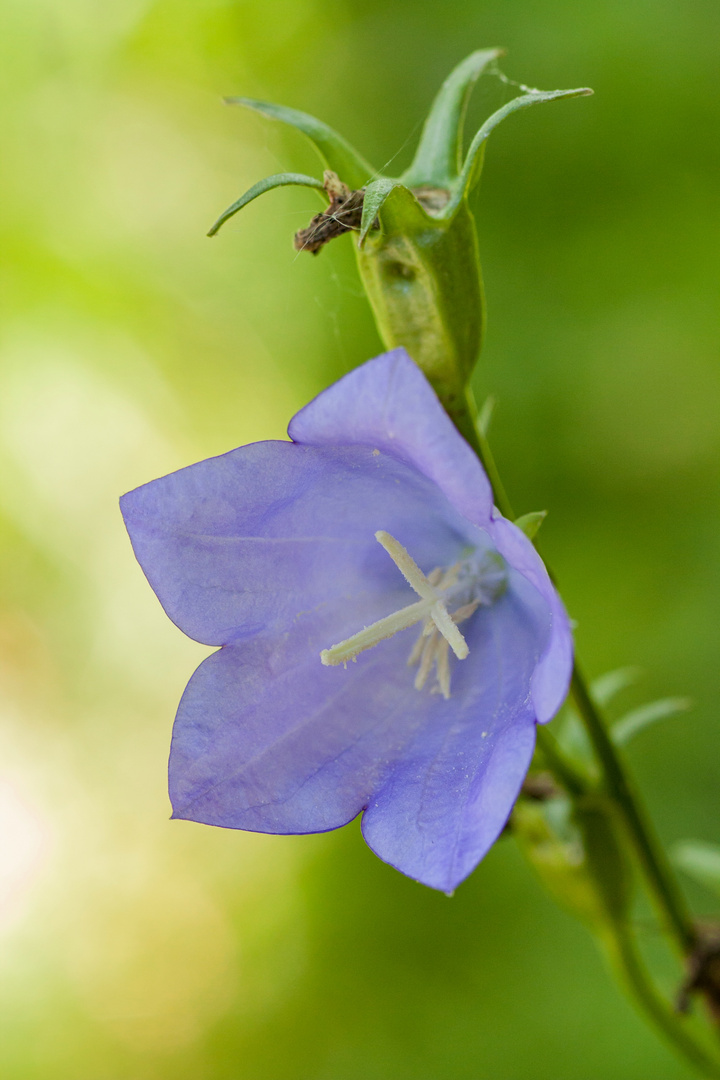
[121, 350, 572, 892]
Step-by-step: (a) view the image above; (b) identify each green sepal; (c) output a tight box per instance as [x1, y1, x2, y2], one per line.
[612, 697, 692, 747]
[673, 841, 720, 899]
[226, 98, 376, 190]
[401, 48, 502, 189]
[514, 510, 547, 540]
[207, 172, 325, 237]
[359, 178, 401, 244]
[445, 86, 594, 217]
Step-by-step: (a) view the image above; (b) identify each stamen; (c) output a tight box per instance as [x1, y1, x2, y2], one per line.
[407, 619, 432, 666]
[452, 600, 481, 625]
[436, 564, 460, 591]
[414, 630, 438, 690]
[435, 639, 451, 699]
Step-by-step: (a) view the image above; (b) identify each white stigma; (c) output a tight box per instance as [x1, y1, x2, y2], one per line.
[320, 531, 473, 695]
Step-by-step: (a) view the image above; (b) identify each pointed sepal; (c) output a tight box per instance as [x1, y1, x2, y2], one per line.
[446, 86, 593, 216]
[226, 98, 376, 190]
[401, 48, 502, 189]
[359, 179, 404, 245]
[514, 510, 547, 541]
[207, 172, 325, 237]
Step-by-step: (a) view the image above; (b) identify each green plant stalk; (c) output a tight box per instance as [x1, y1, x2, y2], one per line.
[456, 390, 697, 956]
[570, 667, 697, 951]
[461, 387, 515, 518]
[605, 921, 720, 1078]
[352, 187, 714, 1079]
[457, 395, 720, 1074]
[514, 792, 720, 1075]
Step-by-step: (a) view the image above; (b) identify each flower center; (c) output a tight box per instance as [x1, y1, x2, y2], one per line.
[320, 530, 506, 699]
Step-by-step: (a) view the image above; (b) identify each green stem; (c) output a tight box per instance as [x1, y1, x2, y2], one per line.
[455, 389, 697, 957]
[452, 388, 720, 1072]
[455, 387, 515, 520]
[571, 669, 696, 952]
[606, 921, 720, 1078]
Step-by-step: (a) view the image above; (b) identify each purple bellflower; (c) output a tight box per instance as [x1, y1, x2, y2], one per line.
[121, 350, 572, 892]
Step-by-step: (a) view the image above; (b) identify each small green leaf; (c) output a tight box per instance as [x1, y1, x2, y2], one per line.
[611, 697, 692, 746]
[591, 666, 642, 707]
[447, 86, 593, 216]
[673, 840, 720, 898]
[514, 510, 547, 541]
[207, 173, 325, 237]
[226, 98, 376, 190]
[359, 179, 405, 244]
[401, 48, 502, 188]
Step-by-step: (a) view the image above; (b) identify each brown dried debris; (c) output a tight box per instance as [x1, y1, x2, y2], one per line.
[412, 185, 451, 215]
[293, 173, 452, 254]
[294, 170, 370, 255]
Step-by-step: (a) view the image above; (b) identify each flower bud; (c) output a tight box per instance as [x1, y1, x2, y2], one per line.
[209, 52, 591, 418]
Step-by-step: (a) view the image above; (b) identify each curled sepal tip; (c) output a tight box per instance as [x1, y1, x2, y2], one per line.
[448, 86, 594, 215]
[207, 172, 326, 237]
[225, 97, 376, 191]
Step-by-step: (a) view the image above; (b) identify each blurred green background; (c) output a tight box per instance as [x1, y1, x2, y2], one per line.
[1, 1, 718, 1077]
